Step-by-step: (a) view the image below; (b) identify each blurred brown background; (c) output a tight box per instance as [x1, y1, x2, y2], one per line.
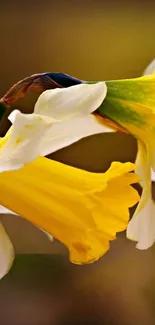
[0, 1, 155, 324]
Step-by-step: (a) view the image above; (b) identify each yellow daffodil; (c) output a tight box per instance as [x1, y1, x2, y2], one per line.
[0, 81, 140, 279]
[97, 60, 155, 250]
[7, 70, 155, 252]
[0, 158, 139, 265]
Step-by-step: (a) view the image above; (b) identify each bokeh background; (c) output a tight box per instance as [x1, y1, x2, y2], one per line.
[0, 1, 155, 324]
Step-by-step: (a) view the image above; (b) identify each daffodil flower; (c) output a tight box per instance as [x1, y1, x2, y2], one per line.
[0, 81, 140, 279]
[0, 157, 139, 266]
[12, 67, 154, 252]
[5, 68, 155, 251]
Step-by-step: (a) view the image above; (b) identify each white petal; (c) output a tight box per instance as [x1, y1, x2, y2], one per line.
[0, 222, 14, 279]
[0, 110, 51, 172]
[39, 114, 115, 157]
[151, 169, 155, 181]
[34, 82, 107, 120]
[0, 108, 114, 172]
[0, 205, 17, 215]
[143, 59, 155, 76]
[127, 140, 153, 248]
[128, 198, 155, 249]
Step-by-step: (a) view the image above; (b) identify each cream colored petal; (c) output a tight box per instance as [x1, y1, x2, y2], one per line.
[34, 82, 107, 120]
[1, 111, 115, 171]
[127, 140, 155, 249]
[0, 82, 110, 172]
[151, 169, 155, 181]
[0, 86, 114, 173]
[143, 59, 155, 76]
[131, 198, 155, 249]
[0, 110, 51, 172]
[0, 205, 16, 215]
[39, 114, 115, 156]
[0, 222, 14, 279]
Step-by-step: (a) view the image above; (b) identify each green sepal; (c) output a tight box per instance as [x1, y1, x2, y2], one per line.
[98, 76, 155, 128]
